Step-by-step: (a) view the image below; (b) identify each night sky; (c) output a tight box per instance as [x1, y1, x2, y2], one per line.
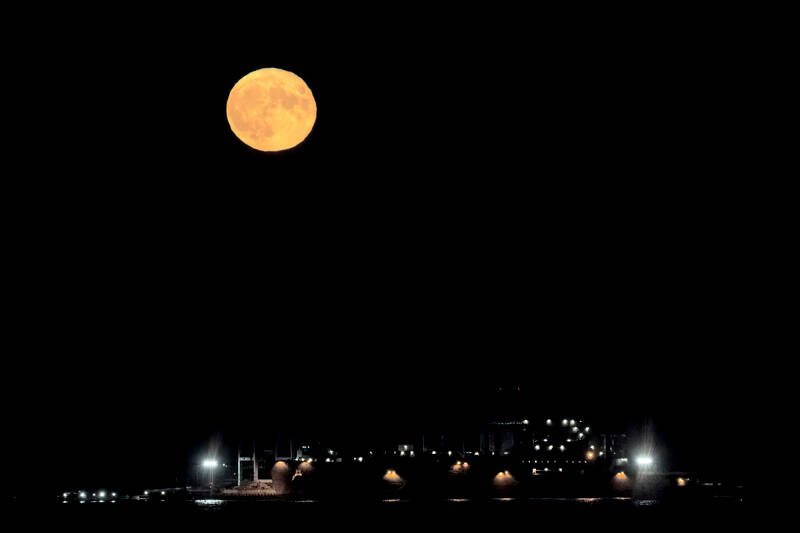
[7, 9, 746, 497]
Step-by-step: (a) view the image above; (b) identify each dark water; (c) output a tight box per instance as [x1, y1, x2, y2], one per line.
[24, 497, 743, 532]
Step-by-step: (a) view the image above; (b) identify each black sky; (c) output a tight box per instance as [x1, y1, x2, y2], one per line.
[6, 8, 748, 496]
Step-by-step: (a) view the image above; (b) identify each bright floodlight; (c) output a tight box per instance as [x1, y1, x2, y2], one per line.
[635, 456, 653, 466]
[202, 459, 218, 468]
[98, 491, 106, 498]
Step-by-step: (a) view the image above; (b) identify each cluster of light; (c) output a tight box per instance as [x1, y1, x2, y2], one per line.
[383, 469, 401, 481]
[495, 469, 512, 480]
[452, 461, 470, 472]
[635, 456, 653, 466]
[202, 459, 218, 468]
[615, 471, 628, 480]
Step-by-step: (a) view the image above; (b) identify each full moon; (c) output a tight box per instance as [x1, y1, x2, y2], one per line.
[226, 68, 316, 152]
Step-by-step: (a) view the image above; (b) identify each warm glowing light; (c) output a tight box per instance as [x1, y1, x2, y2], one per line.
[496, 472, 505, 479]
[383, 469, 401, 481]
[677, 477, 686, 486]
[226, 68, 317, 152]
[586, 451, 595, 460]
[615, 471, 628, 480]
[462, 462, 469, 467]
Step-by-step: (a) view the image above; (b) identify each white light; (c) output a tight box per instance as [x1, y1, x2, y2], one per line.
[559, 445, 565, 451]
[98, 491, 106, 498]
[112, 492, 117, 497]
[635, 456, 653, 466]
[144, 491, 149, 495]
[585, 427, 590, 432]
[79, 492, 86, 499]
[431, 451, 437, 455]
[161, 491, 166, 495]
[63, 492, 68, 498]
[572, 426, 578, 432]
[202, 459, 218, 468]
[534, 445, 540, 450]
[546, 419, 552, 425]
[561, 419, 568, 426]
[522, 419, 529, 425]
[448, 451, 453, 456]
[570, 419, 575, 426]
[548, 445, 553, 450]
[578, 433, 584, 438]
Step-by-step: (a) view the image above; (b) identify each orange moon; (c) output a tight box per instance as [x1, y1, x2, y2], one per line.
[226, 68, 316, 152]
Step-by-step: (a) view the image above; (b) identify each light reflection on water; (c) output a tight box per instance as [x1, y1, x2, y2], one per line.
[195, 499, 224, 506]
